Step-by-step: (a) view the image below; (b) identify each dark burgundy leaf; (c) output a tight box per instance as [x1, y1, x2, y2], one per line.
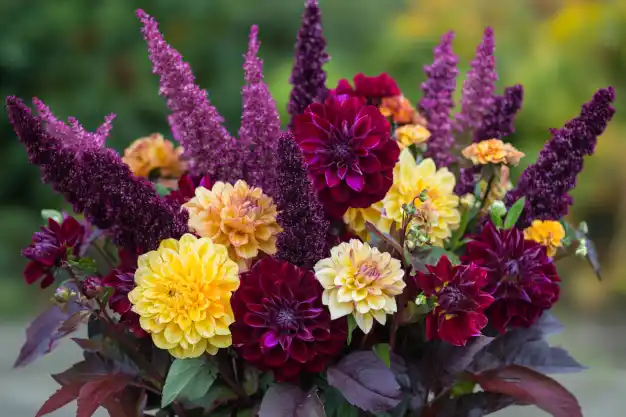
[366, 222, 404, 255]
[36, 382, 84, 417]
[102, 387, 147, 417]
[14, 301, 85, 368]
[258, 384, 325, 417]
[431, 392, 518, 417]
[327, 351, 402, 413]
[53, 352, 139, 386]
[72, 338, 103, 352]
[472, 365, 582, 417]
[77, 374, 133, 417]
[59, 311, 91, 334]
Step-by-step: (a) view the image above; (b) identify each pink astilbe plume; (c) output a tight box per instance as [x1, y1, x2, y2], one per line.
[419, 31, 459, 168]
[7, 97, 188, 254]
[238, 25, 281, 198]
[136, 9, 243, 183]
[287, 0, 329, 124]
[455, 27, 497, 133]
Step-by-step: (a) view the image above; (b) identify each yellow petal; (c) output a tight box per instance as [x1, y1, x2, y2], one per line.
[328, 290, 354, 319]
[354, 313, 373, 334]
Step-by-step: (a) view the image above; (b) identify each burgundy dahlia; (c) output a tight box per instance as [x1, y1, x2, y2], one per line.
[293, 94, 399, 217]
[415, 256, 494, 346]
[165, 173, 212, 206]
[230, 257, 346, 381]
[333, 73, 401, 105]
[22, 215, 85, 288]
[461, 222, 561, 333]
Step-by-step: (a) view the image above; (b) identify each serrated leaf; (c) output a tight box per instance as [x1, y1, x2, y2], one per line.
[503, 197, 525, 229]
[326, 351, 402, 413]
[161, 357, 217, 407]
[347, 315, 357, 345]
[101, 387, 146, 417]
[77, 374, 132, 417]
[373, 344, 391, 368]
[36, 382, 84, 417]
[41, 209, 63, 223]
[258, 384, 325, 417]
[472, 365, 582, 417]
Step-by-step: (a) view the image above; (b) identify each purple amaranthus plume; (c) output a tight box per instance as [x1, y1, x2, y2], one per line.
[137, 9, 243, 183]
[276, 132, 330, 268]
[6, 97, 188, 254]
[238, 25, 281, 198]
[419, 31, 459, 168]
[287, 0, 329, 124]
[455, 84, 524, 195]
[455, 27, 497, 133]
[504, 87, 615, 227]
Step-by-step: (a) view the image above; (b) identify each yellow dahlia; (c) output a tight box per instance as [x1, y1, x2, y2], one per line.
[122, 133, 185, 178]
[524, 220, 565, 257]
[314, 239, 405, 333]
[394, 124, 431, 149]
[462, 138, 524, 166]
[183, 180, 282, 271]
[343, 202, 393, 240]
[383, 149, 460, 246]
[128, 234, 239, 359]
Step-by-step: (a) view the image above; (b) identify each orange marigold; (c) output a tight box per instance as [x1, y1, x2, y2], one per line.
[379, 95, 427, 125]
[462, 139, 524, 166]
[122, 133, 185, 178]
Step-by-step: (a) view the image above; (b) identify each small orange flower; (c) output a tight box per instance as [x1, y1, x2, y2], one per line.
[379, 95, 426, 125]
[462, 139, 524, 166]
[123, 133, 185, 178]
[524, 220, 565, 257]
[394, 124, 431, 149]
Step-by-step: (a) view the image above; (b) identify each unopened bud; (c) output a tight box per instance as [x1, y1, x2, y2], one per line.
[415, 293, 428, 306]
[82, 276, 104, 299]
[418, 189, 429, 202]
[52, 287, 73, 304]
[489, 200, 507, 218]
[575, 240, 588, 257]
[578, 221, 588, 235]
[403, 202, 417, 216]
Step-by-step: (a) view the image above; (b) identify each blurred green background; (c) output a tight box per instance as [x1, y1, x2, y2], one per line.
[1, 1, 625, 416]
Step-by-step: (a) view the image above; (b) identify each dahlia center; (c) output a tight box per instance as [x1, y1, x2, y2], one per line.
[331, 142, 354, 162]
[274, 308, 297, 328]
[503, 259, 521, 281]
[356, 261, 380, 285]
[437, 286, 462, 311]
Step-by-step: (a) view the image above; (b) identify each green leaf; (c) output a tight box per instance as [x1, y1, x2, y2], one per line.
[155, 183, 170, 196]
[41, 209, 63, 224]
[242, 364, 259, 396]
[194, 382, 237, 411]
[259, 371, 274, 392]
[161, 357, 217, 407]
[423, 246, 460, 266]
[450, 379, 476, 398]
[346, 315, 357, 345]
[373, 343, 391, 368]
[323, 387, 358, 417]
[503, 197, 526, 229]
[100, 287, 115, 305]
[67, 257, 98, 275]
[489, 210, 503, 229]
[560, 220, 577, 247]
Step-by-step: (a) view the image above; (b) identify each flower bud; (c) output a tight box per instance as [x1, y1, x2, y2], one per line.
[489, 200, 507, 218]
[82, 276, 104, 299]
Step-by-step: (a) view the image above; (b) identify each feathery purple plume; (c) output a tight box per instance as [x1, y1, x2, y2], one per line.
[505, 87, 615, 227]
[276, 132, 329, 268]
[287, 0, 329, 124]
[7, 97, 188, 254]
[238, 25, 281, 197]
[419, 31, 459, 168]
[456, 27, 497, 133]
[455, 84, 524, 195]
[136, 9, 243, 183]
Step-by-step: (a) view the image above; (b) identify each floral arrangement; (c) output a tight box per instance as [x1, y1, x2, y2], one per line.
[7, 2, 615, 417]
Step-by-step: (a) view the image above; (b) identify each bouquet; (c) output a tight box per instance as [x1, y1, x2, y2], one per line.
[7, 1, 615, 416]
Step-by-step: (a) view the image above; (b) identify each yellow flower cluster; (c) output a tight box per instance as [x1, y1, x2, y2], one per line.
[379, 95, 427, 125]
[343, 202, 392, 241]
[122, 133, 185, 178]
[462, 139, 524, 166]
[394, 124, 431, 149]
[184, 180, 282, 272]
[129, 234, 240, 359]
[314, 240, 405, 333]
[524, 220, 565, 257]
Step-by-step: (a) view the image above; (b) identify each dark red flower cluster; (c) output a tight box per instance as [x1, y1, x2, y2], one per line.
[462, 222, 561, 333]
[293, 94, 399, 217]
[164, 173, 212, 206]
[333, 73, 401, 105]
[230, 258, 346, 381]
[101, 249, 146, 337]
[415, 256, 494, 346]
[22, 216, 85, 288]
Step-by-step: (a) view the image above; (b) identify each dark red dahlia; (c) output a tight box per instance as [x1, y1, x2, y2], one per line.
[22, 215, 85, 288]
[415, 256, 494, 346]
[293, 94, 399, 217]
[164, 173, 212, 205]
[333, 73, 401, 105]
[231, 257, 346, 381]
[461, 222, 561, 333]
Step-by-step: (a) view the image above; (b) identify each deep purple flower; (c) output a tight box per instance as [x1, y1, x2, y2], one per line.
[461, 222, 561, 333]
[455, 27, 497, 133]
[165, 173, 212, 206]
[287, 0, 330, 123]
[275, 132, 330, 268]
[238, 25, 281, 198]
[419, 31, 459, 168]
[293, 95, 399, 217]
[22, 215, 85, 288]
[415, 256, 494, 346]
[6, 97, 189, 255]
[504, 87, 615, 227]
[136, 9, 244, 183]
[231, 257, 346, 382]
